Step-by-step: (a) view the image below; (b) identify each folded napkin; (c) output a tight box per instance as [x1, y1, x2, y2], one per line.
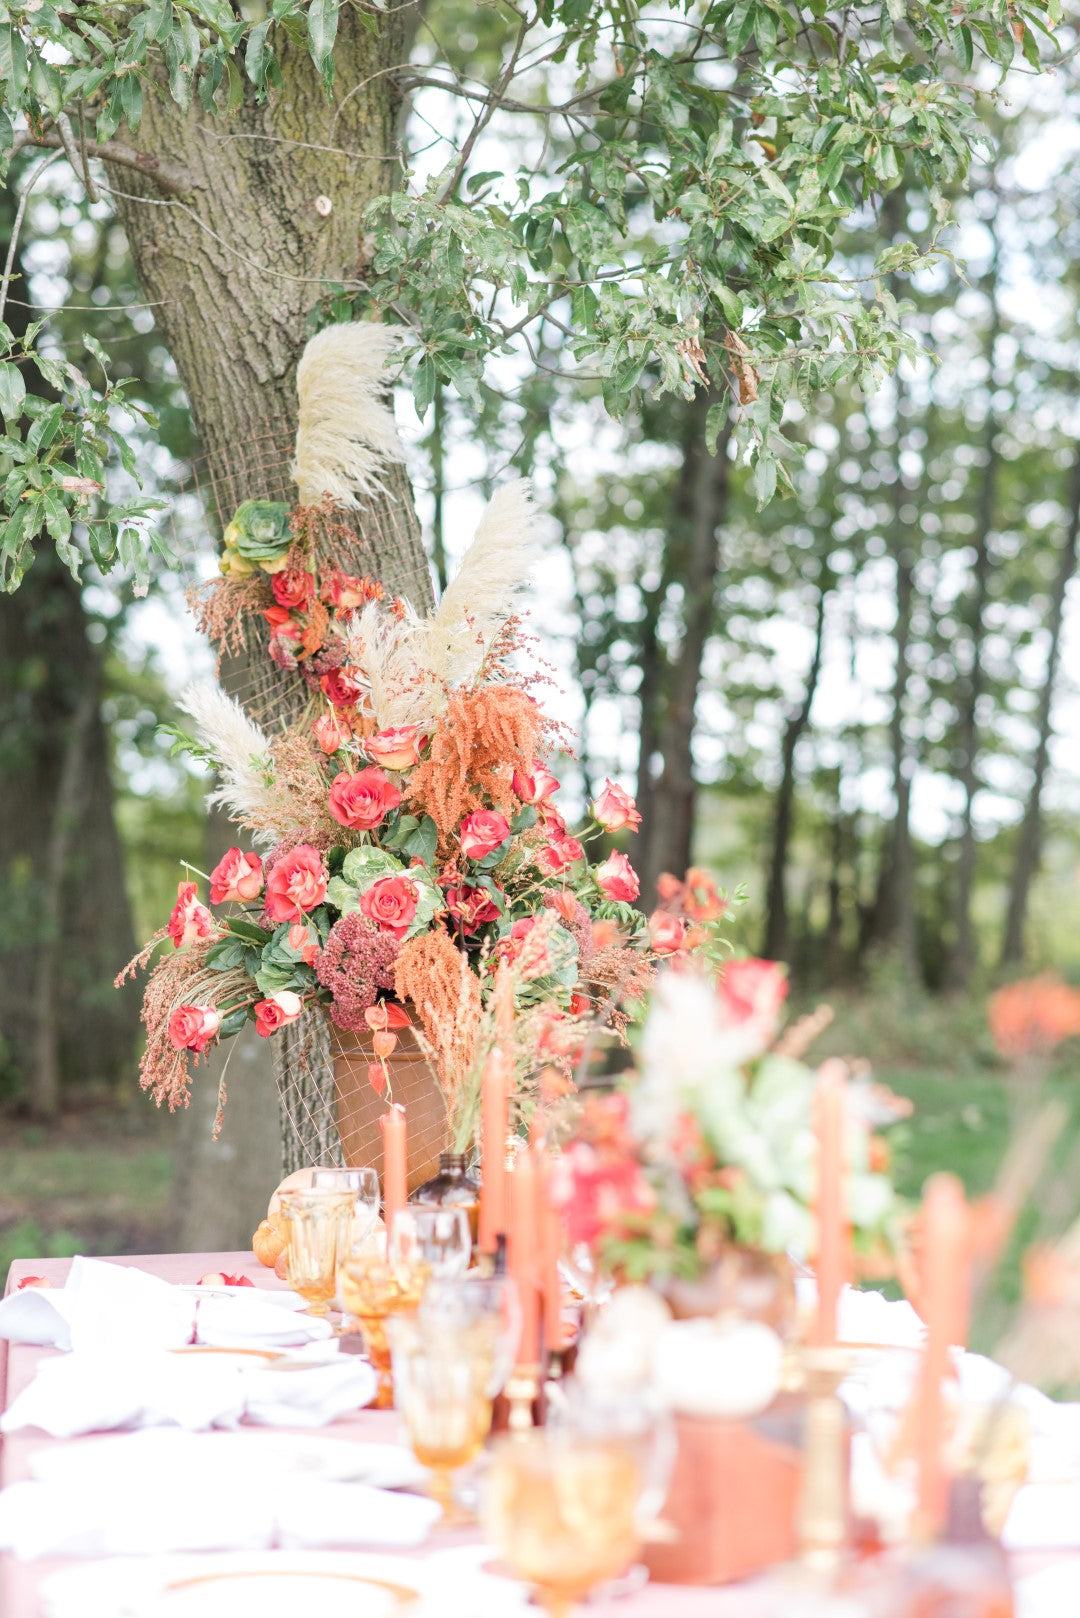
[0, 1256, 325, 1353]
[0, 1472, 438, 1559]
[0, 1341, 375, 1438]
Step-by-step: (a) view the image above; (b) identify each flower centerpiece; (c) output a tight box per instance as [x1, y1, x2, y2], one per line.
[122, 480, 727, 1164]
[551, 963, 903, 1307]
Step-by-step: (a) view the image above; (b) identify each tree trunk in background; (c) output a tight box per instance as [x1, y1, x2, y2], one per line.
[637, 405, 731, 902]
[0, 208, 138, 1116]
[634, 576, 670, 861]
[1000, 445, 1080, 967]
[947, 239, 1001, 990]
[763, 582, 828, 961]
[103, 14, 430, 1231]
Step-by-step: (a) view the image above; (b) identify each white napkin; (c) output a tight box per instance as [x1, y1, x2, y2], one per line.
[0, 1256, 325, 1353]
[0, 1342, 376, 1438]
[0, 1473, 438, 1559]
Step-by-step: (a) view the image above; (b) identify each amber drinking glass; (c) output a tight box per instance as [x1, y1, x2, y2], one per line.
[276, 1188, 355, 1316]
[484, 1430, 643, 1618]
[386, 1312, 493, 1522]
[339, 1254, 430, 1408]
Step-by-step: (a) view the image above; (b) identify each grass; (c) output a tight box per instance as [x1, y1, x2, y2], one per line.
[0, 1103, 175, 1282]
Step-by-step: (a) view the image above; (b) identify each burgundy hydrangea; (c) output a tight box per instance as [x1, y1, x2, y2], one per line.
[315, 912, 400, 1032]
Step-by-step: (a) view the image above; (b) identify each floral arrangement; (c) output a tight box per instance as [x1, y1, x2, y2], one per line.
[123, 479, 726, 1148]
[550, 964, 904, 1282]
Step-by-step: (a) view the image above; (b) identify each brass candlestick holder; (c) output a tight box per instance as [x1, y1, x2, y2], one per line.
[796, 1345, 851, 1575]
[505, 1363, 542, 1435]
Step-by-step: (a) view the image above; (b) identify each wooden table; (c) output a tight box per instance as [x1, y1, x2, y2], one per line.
[1, 1252, 725, 1616]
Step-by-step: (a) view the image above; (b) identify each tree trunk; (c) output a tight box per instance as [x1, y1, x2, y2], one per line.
[762, 582, 828, 961]
[0, 205, 139, 1116]
[105, 17, 431, 1193]
[637, 405, 731, 901]
[947, 244, 1001, 990]
[1000, 445, 1080, 967]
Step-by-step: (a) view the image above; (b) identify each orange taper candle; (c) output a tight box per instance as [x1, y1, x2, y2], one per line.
[494, 962, 514, 1048]
[379, 1104, 407, 1230]
[914, 1172, 971, 1540]
[508, 1148, 540, 1366]
[539, 1157, 565, 1354]
[478, 1049, 509, 1252]
[812, 1061, 849, 1347]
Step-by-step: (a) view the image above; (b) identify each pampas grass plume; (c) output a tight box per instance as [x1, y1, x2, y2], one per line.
[292, 322, 407, 507]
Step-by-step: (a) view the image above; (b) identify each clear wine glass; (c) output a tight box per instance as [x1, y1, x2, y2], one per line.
[388, 1205, 471, 1280]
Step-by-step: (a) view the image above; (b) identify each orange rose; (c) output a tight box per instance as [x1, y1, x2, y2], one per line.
[366, 725, 423, 771]
[359, 874, 419, 937]
[328, 767, 402, 831]
[209, 847, 263, 904]
[265, 845, 327, 922]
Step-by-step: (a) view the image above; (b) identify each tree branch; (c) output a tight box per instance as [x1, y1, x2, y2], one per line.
[11, 129, 192, 198]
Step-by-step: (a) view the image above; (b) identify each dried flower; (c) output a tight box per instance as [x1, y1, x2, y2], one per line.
[314, 913, 400, 1033]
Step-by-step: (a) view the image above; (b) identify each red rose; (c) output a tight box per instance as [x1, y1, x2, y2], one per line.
[167, 1004, 222, 1054]
[717, 959, 788, 1033]
[592, 779, 642, 833]
[209, 847, 263, 904]
[328, 766, 402, 831]
[168, 882, 214, 949]
[254, 990, 303, 1038]
[366, 725, 423, 771]
[445, 884, 501, 933]
[513, 764, 560, 804]
[313, 713, 351, 754]
[265, 845, 327, 922]
[595, 851, 640, 903]
[648, 911, 687, 955]
[458, 809, 511, 860]
[359, 874, 419, 937]
[271, 566, 316, 609]
[320, 666, 365, 709]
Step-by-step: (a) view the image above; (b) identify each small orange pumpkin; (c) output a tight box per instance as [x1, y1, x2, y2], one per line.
[252, 1216, 286, 1269]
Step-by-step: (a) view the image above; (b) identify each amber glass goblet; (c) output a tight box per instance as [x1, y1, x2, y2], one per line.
[276, 1188, 355, 1316]
[386, 1312, 493, 1522]
[484, 1430, 642, 1618]
[339, 1254, 430, 1408]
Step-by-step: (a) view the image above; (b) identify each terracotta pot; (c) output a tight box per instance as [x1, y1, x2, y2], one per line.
[659, 1245, 797, 1334]
[644, 1402, 803, 1585]
[332, 1026, 449, 1195]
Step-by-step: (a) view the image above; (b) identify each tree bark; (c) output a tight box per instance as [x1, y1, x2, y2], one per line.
[762, 581, 828, 961]
[103, 17, 432, 1193]
[1000, 445, 1080, 966]
[0, 206, 139, 1116]
[947, 242, 1001, 989]
[637, 404, 731, 901]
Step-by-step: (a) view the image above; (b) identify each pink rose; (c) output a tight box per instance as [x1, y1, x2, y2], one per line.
[313, 712, 351, 754]
[254, 990, 303, 1038]
[319, 667, 365, 709]
[596, 851, 640, 903]
[168, 882, 214, 949]
[271, 566, 315, 609]
[445, 884, 501, 933]
[648, 911, 687, 955]
[328, 766, 402, 831]
[592, 779, 642, 833]
[209, 848, 263, 905]
[459, 809, 511, 861]
[717, 959, 788, 1046]
[358, 874, 419, 938]
[513, 765, 560, 804]
[265, 845, 327, 922]
[321, 569, 380, 610]
[558, 836, 585, 863]
[167, 1004, 222, 1054]
[536, 842, 571, 878]
[366, 725, 423, 771]
[287, 922, 319, 964]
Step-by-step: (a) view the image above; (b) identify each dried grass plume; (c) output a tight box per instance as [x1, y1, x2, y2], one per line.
[292, 322, 407, 507]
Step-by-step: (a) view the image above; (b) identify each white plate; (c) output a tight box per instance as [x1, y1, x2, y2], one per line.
[30, 1430, 426, 1492]
[41, 1552, 427, 1618]
[176, 1284, 306, 1310]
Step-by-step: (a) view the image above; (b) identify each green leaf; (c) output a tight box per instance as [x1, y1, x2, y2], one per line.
[754, 451, 778, 506]
[307, 0, 339, 78]
[400, 814, 438, 867]
[226, 917, 273, 944]
[412, 354, 436, 419]
[705, 401, 728, 455]
[218, 1005, 251, 1038]
[0, 362, 25, 423]
[118, 524, 150, 596]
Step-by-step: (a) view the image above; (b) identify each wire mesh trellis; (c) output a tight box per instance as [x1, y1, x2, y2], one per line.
[166, 422, 447, 1183]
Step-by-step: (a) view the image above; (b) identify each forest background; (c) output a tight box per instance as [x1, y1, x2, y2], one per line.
[1, 0, 1078, 1321]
